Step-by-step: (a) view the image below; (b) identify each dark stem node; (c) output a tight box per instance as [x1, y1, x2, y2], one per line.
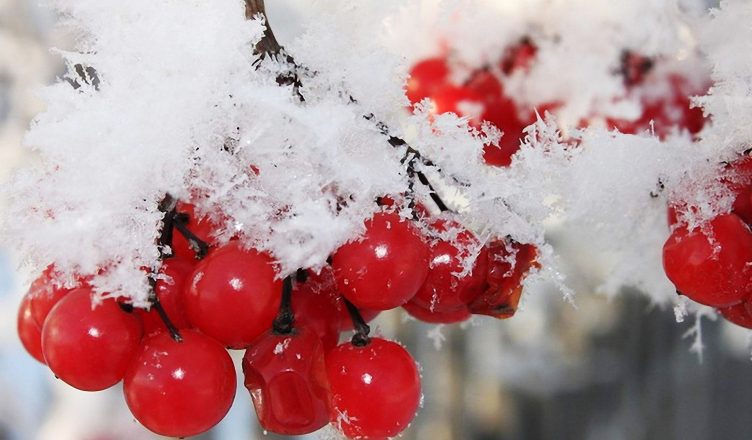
[295, 268, 308, 283]
[148, 277, 183, 342]
[272, 276, 295, 335]
[342, 297, 370, 347]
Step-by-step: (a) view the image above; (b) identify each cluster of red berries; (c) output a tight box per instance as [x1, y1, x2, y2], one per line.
[663, 155, 752, 329]
[17, 196, 538, 438]
[407, 43, 708, 167]
[605, 52, 708, 138]
[406, 38, 543, 168]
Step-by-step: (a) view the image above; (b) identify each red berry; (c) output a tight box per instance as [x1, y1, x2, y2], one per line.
[667, 204, 680, 228]
[326, 338, 421, 439]
[28, 265, 76, 327]
[722, 156, 752, 224]
[466, 70, 503, 102]
[663, 213, 752, 307]
[242, 327, 330, 435]
[42, 287, 143, 391]
[409, 220, 487, 314]
[406, 58, 449, 105]
[124, 330, 236, 437]
[17, 294, 45, 364]
[403, 300, 470, 324]
[430, 85, 486, 127]
[185, 241, 281, 348]
[479, 96, 526, 167]
[470, 240, 539, 318]
[719, 302, 752, 329]
[136, 258, 194, 336]
[332, 212, 430, 310]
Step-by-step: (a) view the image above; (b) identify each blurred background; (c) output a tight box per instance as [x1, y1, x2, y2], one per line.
[2, 1, 751, 439]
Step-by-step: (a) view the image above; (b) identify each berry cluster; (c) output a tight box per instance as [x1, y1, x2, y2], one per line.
[17, 194, 538, 438]
[408, 45, 708, 166]
[663, 155, 752, 328]
[406, 38, 544, 168]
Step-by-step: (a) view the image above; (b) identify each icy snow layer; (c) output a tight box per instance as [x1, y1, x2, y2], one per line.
[1, 0, 748, 309]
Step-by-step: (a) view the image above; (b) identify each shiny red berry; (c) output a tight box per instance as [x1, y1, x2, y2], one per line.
[722, 155, 752, 224]
[42, 287, 143, 391]
[332, 212, 430, 310]
[185, 241, 281, 348]
[124, 330, 236, 437]
[326, 338, 421, 439]
[409, 220, 487, 314]
[430, 85, 486, 127]
[466, 70, 503, 102]
[242, 327, 330, 435]
[470, 240, 539, 318]
[663, 213, 752, 307]
[17, 294, 45, 364]
[406, 58, 449, 105]
[403, 300, 470, 324]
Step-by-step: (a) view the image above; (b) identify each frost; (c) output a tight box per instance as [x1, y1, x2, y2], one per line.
[674, 298, 688, 323]
[426, 324, 446, 350]
[2, 0, 751, 322]
[273, 338, 291, 355]
[682, 307, 717, 363]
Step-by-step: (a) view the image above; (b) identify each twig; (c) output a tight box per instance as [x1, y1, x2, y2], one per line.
[171, 212, 210, 259]
[244, 0, 454, 212]
[147, 277, 183, 342]
[66, 64, 100, 90]
[245, 0, 305, 101]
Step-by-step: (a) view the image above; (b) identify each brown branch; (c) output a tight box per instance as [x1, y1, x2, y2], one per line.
[245, 0, 283, 57]
[245, 0, 304, 100]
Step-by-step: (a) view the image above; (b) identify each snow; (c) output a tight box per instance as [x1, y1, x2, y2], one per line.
[1, 0, 751, 323]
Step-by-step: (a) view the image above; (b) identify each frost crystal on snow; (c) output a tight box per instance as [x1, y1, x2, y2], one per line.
[3, 0, 752, 324]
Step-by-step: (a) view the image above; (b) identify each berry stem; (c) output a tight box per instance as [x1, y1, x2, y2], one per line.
[147, 277, 183, 342]
[272, 275, 295, 335]
[244, 0, 282, 56]
[402, 150, 451, 214]
[342, 297, 370, 346]
[171, 212, 210, 260]
[295, 268, 308, 283]
[157, 194, 178, 259]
